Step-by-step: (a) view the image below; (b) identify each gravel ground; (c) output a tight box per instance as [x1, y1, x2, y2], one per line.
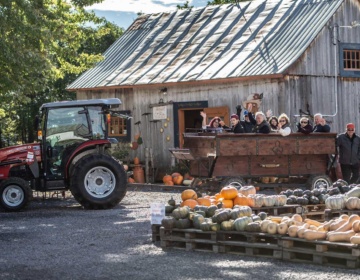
[0, 186, 359, 280]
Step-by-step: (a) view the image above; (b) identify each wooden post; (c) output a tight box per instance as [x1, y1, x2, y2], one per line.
[145, 147, 150, 183]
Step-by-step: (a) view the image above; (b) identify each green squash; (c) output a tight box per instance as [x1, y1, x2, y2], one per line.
[258, 212, 268, 220]
[233, 216, 251, 231]
[165, 205, 175, 214]
[174, 218, 191, 229]
[168, 196, 176, 206]
[195, 210, 206, 217]
[193, 214, 206, 229]
[206, 205, 218, 217]
[238, 206, 252, 217]
[220, 220, 234, 231]
[161, 216, 176, 230]
[172, 206, 190, 219]
[245, 222, 261, 232]
[212, 210, 231, 223]
[210, 223, 221, 232]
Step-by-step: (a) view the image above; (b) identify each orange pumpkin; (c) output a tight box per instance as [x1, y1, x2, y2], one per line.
[171, 172, 181, 178]
[219, 199, 233, 208]
[133, 157, 140, 165]
[180, 199, 198, 209]
[197, 197, 211, 206]
[163, 174, 172, 184]
[214, 193, 223, 201]
[173, 175, 184, 185]
[164, 180, 174, 186]
[233, 194, 249, 206]
[128, 177, 135, 183]
[220, 186, 238, 200]
[181, 189, 198, 201]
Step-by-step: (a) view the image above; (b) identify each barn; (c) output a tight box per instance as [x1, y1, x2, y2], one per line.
[67, 0, 360, 176]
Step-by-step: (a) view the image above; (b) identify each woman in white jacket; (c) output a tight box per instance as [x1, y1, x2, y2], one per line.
[277, 113, 292, 136]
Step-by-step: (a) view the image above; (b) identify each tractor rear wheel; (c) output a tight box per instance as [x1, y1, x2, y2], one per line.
[0, 177, 32, 211]
[70, 154, 127, 209]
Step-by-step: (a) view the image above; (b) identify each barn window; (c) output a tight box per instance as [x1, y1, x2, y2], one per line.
[108, 110, 131, 142]
[339, 43, 360, 77]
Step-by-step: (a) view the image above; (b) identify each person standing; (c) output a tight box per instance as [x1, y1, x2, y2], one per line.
[313, 113, 330, 132]
[297, 117, 313, 134]
[336, 123, 360, 184]
[240, 110, 254, 133]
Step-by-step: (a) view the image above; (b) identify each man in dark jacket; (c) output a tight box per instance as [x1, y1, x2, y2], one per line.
[240, 110, 254, 133]
[336, 123, 360, 184]
[313, 113, 331, 132]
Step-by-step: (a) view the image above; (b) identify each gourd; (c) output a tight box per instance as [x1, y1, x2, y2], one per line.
[165, 205, 175, 214]
[247, 196, 255, 207]
[328, 187, 340, 196]
[197, 197, 211, 206]
[288, 225, 299, 237]
[350, 234, 360, 244]
[268, 216, 282, 223]
[303, 230, 327, 241]
[267, 222, 278, 234]
[192, 214, 206, 229]
[345, 197, 360, 210]
[293, 189, 304, 197]
[174, 218, 191, 229]
[277, 222, 288, 235]
[309, 196, 320, 205]
[329, 218, 347, 231]
[233, 194, 249, 206]
[194, 205, 208, 213]
[304, 219, 322, 227]
[164, 180, 174, 186]
[163, 174, 173, 184]
[180, 199, 198, 209]
[238, 206, 252, 217]
[263, 196, 277, 207]
[220, 186, 239, 200]
[221, 220, 234, 231]
[260, 220, 271, 233]
[206, 205, 218, 217]
[333, 215, 360, 232]
[233, 216, 251, 231]
[297, 223, 310, 238]
[220, 199, 234, 209]
[171, 206, 190, 219]
[275, 195, 287, 206]
[296, 196, 309, 205]
[181, 189, 198, 201]
[230, 208, 242, 220]
[245, 222, 261, 232]
[251, 215, 261, 223]
[212, 210, 231, 223]
[292, 214, 303, 223]
[327, 230, 356, 242]
[210, 223, 221, 232]
[352, 220, 360, 233]
[239, 185, 256, 196]
[325, 195, 346, 210]
[258, 212, 267, 221]
[168, 197, 176, 206]
[252, 195, 264, 208]
[172, 173, 184, 185]
[161, 216, 176, 229]
[200, 221, 212, 231]
[345, 186, 360, 198]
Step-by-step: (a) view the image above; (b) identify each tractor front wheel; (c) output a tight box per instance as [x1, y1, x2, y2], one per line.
[0, 177, 32, 211]
[70, 154, 127, 209]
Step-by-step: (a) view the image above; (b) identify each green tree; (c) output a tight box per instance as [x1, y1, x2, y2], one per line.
[207, 0, 248, 5]
[177, 0, 193, 9]
[0, 0, 124, 145]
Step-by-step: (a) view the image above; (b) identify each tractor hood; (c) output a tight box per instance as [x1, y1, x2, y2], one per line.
[0, 143, 41, 164]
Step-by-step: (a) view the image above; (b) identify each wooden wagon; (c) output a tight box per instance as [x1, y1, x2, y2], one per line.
[170, 132, 337, 190]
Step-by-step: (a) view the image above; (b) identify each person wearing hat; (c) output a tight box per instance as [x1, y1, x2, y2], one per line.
[313, 113, 330, 132]
[336, 123, 360, 184]
[296, 117, 313, 134]
[240, 110, 254, 133]
[246, 103, 270, 133]
[229, 114, 244, 133]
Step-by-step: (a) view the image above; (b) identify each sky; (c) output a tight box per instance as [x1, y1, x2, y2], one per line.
[86, 0, 208, 29]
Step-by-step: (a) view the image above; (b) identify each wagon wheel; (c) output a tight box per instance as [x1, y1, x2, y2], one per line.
[220, 177, 246, 190]
[0, 177, 32, 212]
[307, 175, 332, 190]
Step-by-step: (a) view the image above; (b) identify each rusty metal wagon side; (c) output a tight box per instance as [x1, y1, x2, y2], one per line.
[171, 132, 337, 191]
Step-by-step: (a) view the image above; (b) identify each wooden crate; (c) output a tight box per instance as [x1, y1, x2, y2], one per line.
[251, 205, 301, 217]
[151, 224, 161, 242]
[300, 204, 326, 221]
[281, 237, 360, 269]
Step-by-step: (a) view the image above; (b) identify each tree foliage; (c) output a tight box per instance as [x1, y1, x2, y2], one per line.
[0, 0, 123, 145]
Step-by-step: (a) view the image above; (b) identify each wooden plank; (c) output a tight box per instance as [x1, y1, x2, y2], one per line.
[257, 138, 297, 156]
[218, 138, 257, 156]
[289, 155, 328, 175]
[250, 156, 288, 176]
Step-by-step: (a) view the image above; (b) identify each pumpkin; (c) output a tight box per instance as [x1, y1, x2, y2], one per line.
[180, 199, 198, 209]
[161, 216, 176, 229]
[346, 186, 360, 198]
[163, 174, 172, 184]
[303, 230, 327, 241]
[238, 206, 252, 217]
[165, 205, 175, 214]
[263, 195, 277, 207]
[288, 225, 299, 237]
[195, 210, 206, 217]
[214, 193, 223, 201]
[327, 230, 356, 242]
[212, 210, 231, 223]
[174, 218, 191, 229]
[328, 187, 340, 196]
[128, 177, 135, 183]
[168, 197, 176, 206]
[250, 194, 264, 208]
[173, 174, 184, 185]
[221, 220, 234, 231]
[296, 196, 309, 205]
[292, 214, 303, 223]
[267, 222, 278, 234]
[172, 206, 190, 219]
[133, 157, 140, 165]
[345, 197, 360, 210]
[194, 205, 208, 212]
[350, 234, 360, 244]
[251, 215, 261, 223]
[220, 186, 238, 200]
[239, 185, 256, 196]
[233, 194, 249, 206]
[220, 199, 234, 209]
[197, 197, 211, 206]
[230, 208, 242, 220]
[247, 196, 255, 207]
[309, 196, 320, 205]
[325, 195, 346, 210]
[293, 189, 304, 197]
[192, 214, 206, 229]
[275, 195, 287, 206]
[277, 222, 288, 235]
[181, 189, 198, 201]
[206, 205, 218, 217]
[233, 216, 251, 231]
[164, 180, 174, 186]
[245, 222, 261, 232]
[260, 220, 271, 233]
[353, 220, 360, 233]
[258, 212, 267, 221]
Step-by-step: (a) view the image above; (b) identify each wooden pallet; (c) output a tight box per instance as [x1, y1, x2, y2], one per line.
[281, 237, 360, 269]
[216, 231, 282, 259]
[251, 205, 301, 216]
[324, 209, 360, 221]
[300, 204, 326, 221]
[160, 227, 218, 252]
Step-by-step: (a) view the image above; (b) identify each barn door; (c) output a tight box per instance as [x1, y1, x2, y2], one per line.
[203, 106, 230, 127]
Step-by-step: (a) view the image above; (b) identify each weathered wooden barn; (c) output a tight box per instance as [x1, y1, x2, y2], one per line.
[67, 0, 360, 173]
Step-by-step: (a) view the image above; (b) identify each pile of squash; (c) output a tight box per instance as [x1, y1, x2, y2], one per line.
[324, 184, 360, 210]
[177, 186, 288, 209]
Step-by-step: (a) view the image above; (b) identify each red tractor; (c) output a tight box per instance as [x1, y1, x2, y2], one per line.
[0, 98, 127, 211]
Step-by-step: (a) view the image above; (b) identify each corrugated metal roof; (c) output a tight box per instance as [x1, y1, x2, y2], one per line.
[67, 0, 344, 90]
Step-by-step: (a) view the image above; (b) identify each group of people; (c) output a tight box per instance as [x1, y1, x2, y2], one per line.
[200, 105, 360, 185]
